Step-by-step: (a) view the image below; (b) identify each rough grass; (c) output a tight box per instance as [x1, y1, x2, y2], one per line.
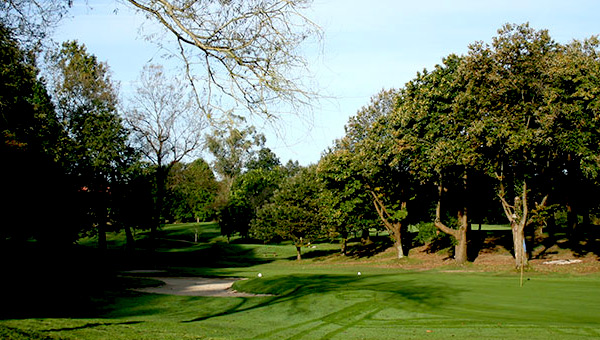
[1, 222, 599, 339]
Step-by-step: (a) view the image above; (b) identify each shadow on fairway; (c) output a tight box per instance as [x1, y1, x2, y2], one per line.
[0, 241, 274, 320]
[182, 273, 453, 323]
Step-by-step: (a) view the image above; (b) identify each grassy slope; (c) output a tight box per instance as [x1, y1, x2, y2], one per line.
[1, 223, 599, 339]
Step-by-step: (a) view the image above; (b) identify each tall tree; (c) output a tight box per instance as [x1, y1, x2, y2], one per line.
[318, 90, 406, 256]
[458, 24, 559, 267]
[544, 36, 600, 240]
[0, 23, 76, 245]
[49, 40, 133, 250]
[388, 55, 477, 264]
[125, 63, 205, 238]
[318, 148, 378, 255]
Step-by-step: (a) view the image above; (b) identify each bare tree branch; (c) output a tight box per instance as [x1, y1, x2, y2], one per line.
[124, 64, 206, 168]
[125, 0, 322, 120]
[1, 0, 71, 50]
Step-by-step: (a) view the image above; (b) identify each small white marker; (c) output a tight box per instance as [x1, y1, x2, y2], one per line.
[258, 273, 263, 278]
[357, 271, 362, 276]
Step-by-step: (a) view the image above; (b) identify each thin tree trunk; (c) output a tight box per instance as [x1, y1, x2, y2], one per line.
[124, 225, 135, 251]
[97, 200, 108, 250]
[340, 232, 348, 256]
[97, 222, 107, 250]
[369, 190, 406, 259]
[151, 164, 167, 248]
[497, 180, 546, 268]
[512, 222, 527, 268]
[393, 222, 404, 259]
[296, 245, 302, 261]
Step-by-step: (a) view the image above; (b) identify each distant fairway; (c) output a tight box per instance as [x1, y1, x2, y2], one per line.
[1, 222, 599, 339]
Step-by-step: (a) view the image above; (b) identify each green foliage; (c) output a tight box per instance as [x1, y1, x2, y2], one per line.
[251, 166, 326, 248]
[412, 222, 438, 245]
[46, 40, 138, 247]
[49, 40, 133, 183]
[219, 165, 284, 238]
[0, 23, 81, 245]
[0, 23, 62, 155]
[206, 125, 267, 181]
[166, 159, 218, 223]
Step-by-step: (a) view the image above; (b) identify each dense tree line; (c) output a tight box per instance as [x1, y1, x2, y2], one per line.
[3, 12, 599, 270]
[317, 24, 600, 266]
[230, 24, 600, 266]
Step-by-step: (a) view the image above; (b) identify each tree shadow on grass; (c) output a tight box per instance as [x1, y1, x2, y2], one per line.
[0, 241, 274, 320]
[284, 248, 340, 261]
[345, 237, 393, 258]
[467, 230, 513, 261]
[181, 274, 455, 324]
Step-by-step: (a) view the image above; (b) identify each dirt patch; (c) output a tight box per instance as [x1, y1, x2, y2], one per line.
[132, 277, 270, 297]
[317, 243, 600, 274]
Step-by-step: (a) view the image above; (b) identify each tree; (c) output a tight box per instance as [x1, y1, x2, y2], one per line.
[461, 24, 600, 267]
[0, 0, 70, 50]
[166, 158, 218, 223]
[221, 166, 284, 239]
[251, 165, 325, 260]
[125, 0, 321, 118]
[1, 23, 78, 245]
[125, 63, 205, 238]
[4, 0, 321, 119]
[350, 89, 418, 258]
[544, 36, 600, 241]
[1, 23, 62, 155]
[214, 144, 282, 239]
[49, 40, 133, 250]
[206, 125, 267, 184]
[318, 148, 378, 255]
[386, 55, 478, 264]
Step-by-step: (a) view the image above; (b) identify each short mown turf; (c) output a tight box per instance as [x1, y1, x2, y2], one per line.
[2, 223, 598, 339]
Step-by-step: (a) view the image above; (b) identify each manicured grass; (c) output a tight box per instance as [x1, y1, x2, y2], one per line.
[1, 223, 599, 339]
[471, 223, 511, 231]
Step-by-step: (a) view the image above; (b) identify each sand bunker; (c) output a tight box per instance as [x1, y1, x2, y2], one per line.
[133, 277, 268, 297]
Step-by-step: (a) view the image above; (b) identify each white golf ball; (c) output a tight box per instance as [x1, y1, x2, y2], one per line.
[258, 273, 263, 278]
[357, 271, 362, 276]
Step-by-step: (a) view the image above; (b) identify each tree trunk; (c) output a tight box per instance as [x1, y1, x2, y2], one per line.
[360, 228, 371, 245]
[97, 222, 107, 250]
[566, 202, 578, 237]
[392, 222, 404, 259]
[124, 225, 135, 251]
[433, 177, 469, 264]
[369, 190, 406, 259]
[512, 223, 527, 268]
[296, 245, 302, 261]
[454, 225, 468, 264]
[97, 202, 108, 250]
[340, 232, 348, 256]
[151, 164, 167, 248]
[454, 206, 469, 264]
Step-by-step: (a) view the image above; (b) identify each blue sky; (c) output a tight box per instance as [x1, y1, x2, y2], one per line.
[53, 0, 600, 165]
